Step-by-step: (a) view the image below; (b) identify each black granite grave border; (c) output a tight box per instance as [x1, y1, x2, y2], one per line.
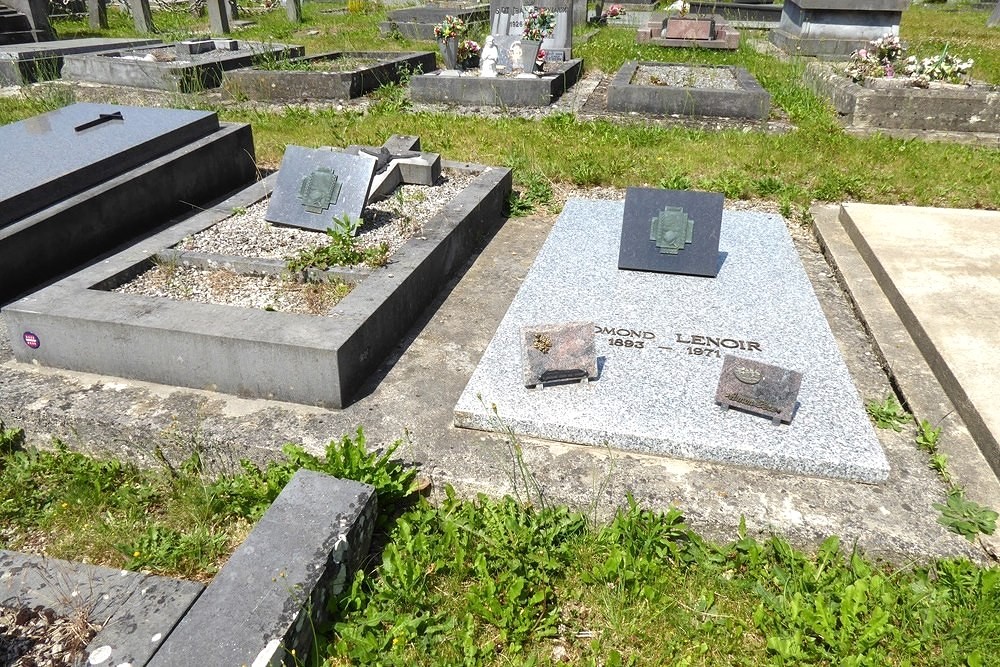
[4, 160, 512, 408]
[224, 50, 438, 101]
[607, 61, 771, 119]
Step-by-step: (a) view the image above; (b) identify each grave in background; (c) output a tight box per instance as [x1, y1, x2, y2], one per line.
[223, 50, 437, 101]
[3, 137, 512, 408]
[0, 37, 161, 85]
[454, 198, 889, 483]
[769, 0, 910, 59]
[61, 39, 303, 92]
[0, 102, 255, 303]
[379, 4, 490, 39]
[636, 12, 740, 49]
[409, 58, 582, 106]
[490, 0, 577, 62]
[608, 61, 770, 119]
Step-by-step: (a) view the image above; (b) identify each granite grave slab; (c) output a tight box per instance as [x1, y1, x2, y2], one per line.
[454, 198, 889, 483]
[265, 145, 378, 231]
[379, 4, 490, 40]
[0, 37, 162, 85]
[769, 0, 910, 59]
[409, 57, 583, 107]
[636, 13, 740, 49]
[618, 187, 724, 278]
[0, 102, 219, 228]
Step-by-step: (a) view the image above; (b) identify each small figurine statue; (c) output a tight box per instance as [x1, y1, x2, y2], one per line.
[480, 35, 499, 78]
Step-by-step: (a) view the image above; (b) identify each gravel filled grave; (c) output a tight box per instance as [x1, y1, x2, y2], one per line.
[632, 64, 740, 90]
[114, 169, 476, 314]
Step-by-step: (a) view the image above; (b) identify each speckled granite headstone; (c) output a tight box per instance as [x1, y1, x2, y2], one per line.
[715, 354, 803, 424]
[521, 321, 597, 387]
[619, 187, 724, 278]
[454, 198, 889, 483]
[265, 145, 377, 231]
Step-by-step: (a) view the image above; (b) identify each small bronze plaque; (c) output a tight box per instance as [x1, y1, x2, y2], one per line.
[521, 321, 598, 388]
[715, 354, 802, 424]
[649, 206, 694, 255]
[297, 167, 342, 214]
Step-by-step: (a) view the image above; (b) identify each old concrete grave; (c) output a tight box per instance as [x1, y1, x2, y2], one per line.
[2, 135, 511, 408]
[265, 145, 378, 231]
[803, 62, 1000, 138]
[636, 12, 740, 49]
[223, 50, 437, 101]
[770, 0, 909, 59]
[0, 37, 161, 85]
[815, 203, 1000, 481]
[61, 39, 303, 92]
[379, 3, 491, 40]
[409, 57, 583, 107]
[0, 102, 255, 304]
[608, 61, 771, 120]
[454, 197, 889, 483]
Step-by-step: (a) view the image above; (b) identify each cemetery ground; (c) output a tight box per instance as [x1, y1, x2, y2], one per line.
[1, 2, 999, 665]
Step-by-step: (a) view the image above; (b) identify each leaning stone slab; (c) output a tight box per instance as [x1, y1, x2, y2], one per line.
[454, 198, 889, 483]
[224, 50, 437, 102]
[0, 551, 203, 667]
[148, 470, 376, 667]
[804, 62, 1000, 135]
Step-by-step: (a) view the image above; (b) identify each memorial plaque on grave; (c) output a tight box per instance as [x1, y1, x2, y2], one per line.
[715, 355, 802, 424]
[618, 187, 724, 278]
[490, 0, 573, 63]
[265, 146, 377, 231]
[521, 321, 598, 387]
[0, 103, 220, 228]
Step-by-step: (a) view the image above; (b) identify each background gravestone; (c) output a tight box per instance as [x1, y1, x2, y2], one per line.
[618, 187, 725, 278]
[128, 0, 154, 33]
[207, 0, 230, 33]
[265, 146, 377, 231]
[989, 0, 999, 28]
[87, 0, 107, 29]
[489, 0, 574, 62]
[769, 0, 910, 59]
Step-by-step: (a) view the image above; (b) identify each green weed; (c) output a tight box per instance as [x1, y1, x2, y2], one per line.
[286, 214, 389, 271]
[506, 170, 554, 217]
[934, 489, 998, 541]
[866, 394, 911, 431]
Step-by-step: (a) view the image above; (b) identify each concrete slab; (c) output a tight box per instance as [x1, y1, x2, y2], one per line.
[0, 196, 986, 564]
[834, 203, 1000, 479]
[453, 199, 888, 482]
[0, 37, 162, 85]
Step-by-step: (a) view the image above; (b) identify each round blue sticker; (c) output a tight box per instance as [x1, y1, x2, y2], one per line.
[23, 331, 40, 349]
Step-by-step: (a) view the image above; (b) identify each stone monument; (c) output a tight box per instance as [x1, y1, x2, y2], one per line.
[769, 0, 911, 59]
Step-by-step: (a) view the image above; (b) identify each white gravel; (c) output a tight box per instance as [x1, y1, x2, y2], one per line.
[633, 64, 740, 90]
[116, 168, 478, 314]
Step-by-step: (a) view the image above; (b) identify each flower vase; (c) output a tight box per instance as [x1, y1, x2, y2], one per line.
[439, 37, 459, 71]
[519, 39, 542, 77]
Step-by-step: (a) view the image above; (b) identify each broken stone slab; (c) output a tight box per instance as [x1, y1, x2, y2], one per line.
[345, 134, 442, 204]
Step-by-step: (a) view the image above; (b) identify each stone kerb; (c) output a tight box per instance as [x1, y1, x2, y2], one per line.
[223, 50, 437, 101]
[608, 61, 770, 119]
[146, 471, 377, 667]
[409, 58, 584, 107]
[3, 161, 512, 408]
[804, 62, 1000, 134]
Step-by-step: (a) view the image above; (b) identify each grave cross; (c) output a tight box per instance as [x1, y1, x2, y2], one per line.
[74, 111, 125, 132]
[346, 135, 441, 204]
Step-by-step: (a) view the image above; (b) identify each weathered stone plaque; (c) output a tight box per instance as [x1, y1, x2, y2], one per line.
[265, 145, 377, 231]
[618, 187, 724, 278]
[521, 321, 597, 387]
[715, 354, 802, 424]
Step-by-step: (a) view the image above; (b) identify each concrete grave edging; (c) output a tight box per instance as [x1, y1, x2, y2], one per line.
[409, 58, 584, 107]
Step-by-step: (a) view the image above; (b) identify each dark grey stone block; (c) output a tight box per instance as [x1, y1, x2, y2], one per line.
[224, 50, 437, 101]
[0, 119, 256, 304]
[769, 0, 909, 59]
[607, 61, 770, 120]
[0, 102, 219, 228]
[380, 4, 489, 39]
[0, 37, 162, 85]
[618, 187, 724, 278]
[3, 161, 512, 407]
[409, 58, 583, 107]
[148, 471, 377, 667]
[265, 146, 377, 230]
